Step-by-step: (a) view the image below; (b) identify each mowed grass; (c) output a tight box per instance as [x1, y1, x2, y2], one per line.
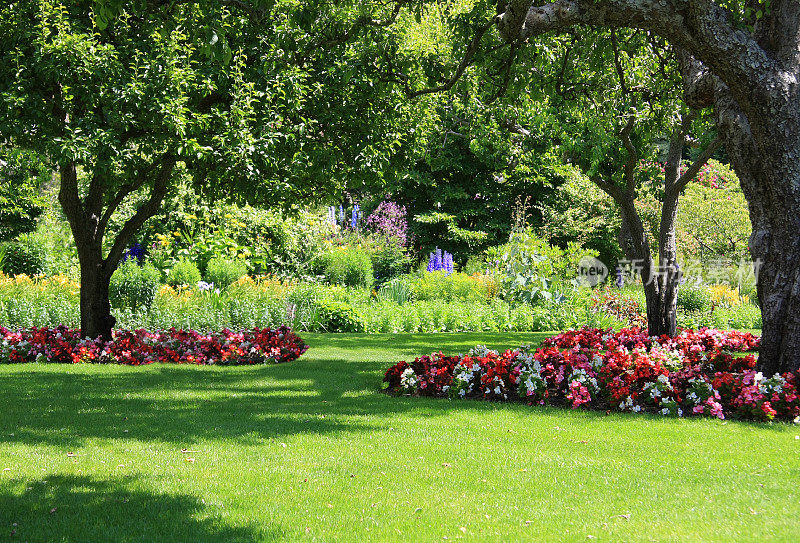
[0, 332, 798, 542]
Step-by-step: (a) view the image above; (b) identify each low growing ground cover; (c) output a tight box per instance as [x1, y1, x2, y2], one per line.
[0, 332, 798, 541]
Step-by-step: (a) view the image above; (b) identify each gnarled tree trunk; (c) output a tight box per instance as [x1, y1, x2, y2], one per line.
[717, 97, 800, 375]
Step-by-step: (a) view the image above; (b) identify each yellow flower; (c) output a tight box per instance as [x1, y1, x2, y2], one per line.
[709, 284, 742, 307]
[159, 284, 177, 297]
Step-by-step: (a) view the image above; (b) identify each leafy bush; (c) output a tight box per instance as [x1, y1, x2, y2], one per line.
[676, 162, 751, 263]
[109, 261, 160, 310]
[487, 229, 599, 304]
[537, 171, 622, 268]
[371, 242, 410, 285]
[316, 299, 365, 332]
[0, 273, 80, 328]
[318, 247, 374, 289]
[677, 284, 712, 313]
[167, 257, 201, 288]
[0, 149, 49, 242]
[205, 257, 248, 290]
[2, 238, 47, 276]
[409, 271, 495, 302]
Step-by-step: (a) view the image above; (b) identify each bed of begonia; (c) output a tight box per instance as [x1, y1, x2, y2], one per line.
[0, 325, 308, 365]
[384, 327, 800, 422]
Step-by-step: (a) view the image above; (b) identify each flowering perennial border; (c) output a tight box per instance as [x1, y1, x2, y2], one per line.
[0, 325, 308, 366]
[384, 328, 800, 422]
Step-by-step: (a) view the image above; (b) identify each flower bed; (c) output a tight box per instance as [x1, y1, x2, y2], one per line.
[384, 327, 800, 422]
[0, 325, 308, 365]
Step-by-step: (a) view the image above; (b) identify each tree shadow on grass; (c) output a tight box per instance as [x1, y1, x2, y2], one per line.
[0, 332, 781, 450]
[302, 332, 552, 356]
[0, 333, 555, 449]
[0, 474, 271, 541]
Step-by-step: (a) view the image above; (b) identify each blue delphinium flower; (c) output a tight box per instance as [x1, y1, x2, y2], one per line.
[122, 243, 145, 265]
[350, 204, 361, 229]
[443, 251, 454, 275]
[339, 205, 344, 224]
[426, 247, 454, 274]
[615, 266, 624, 288]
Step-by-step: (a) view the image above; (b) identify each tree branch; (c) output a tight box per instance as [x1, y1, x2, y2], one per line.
[673, 135, 722, 194]
[102, 154, 176, 275]
[392, 16, 500, 98]
[496, 0, 789, 120]
[58, 162, 88, 249]
[619, 114, 638, 195]
[664, 109, 698, 190]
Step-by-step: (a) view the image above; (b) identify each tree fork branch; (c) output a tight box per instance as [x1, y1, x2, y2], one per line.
[102, 154, 176, 276]
[673, 135, 722, 194]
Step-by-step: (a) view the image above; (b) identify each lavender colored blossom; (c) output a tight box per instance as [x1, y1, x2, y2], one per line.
[364, 200, 409, 246]
[197, 281, 215, 292]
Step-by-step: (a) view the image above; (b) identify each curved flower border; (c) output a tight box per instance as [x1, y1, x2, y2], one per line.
[0, 325, 308, 366]
[384, 327, 800, 422]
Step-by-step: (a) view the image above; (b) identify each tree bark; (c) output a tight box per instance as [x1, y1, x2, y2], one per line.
[79, 253, 115, 340]
[715, 92, 800, 375]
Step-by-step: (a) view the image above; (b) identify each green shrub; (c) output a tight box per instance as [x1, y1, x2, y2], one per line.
[677, 284, 712, 312]
[109, 261, 160, 310]
[167, 258, 201, 288]
[371, 243, 410, 285]
[409, 271, 493, 302]
[315, 299, 365, 332]
[205, 257, 248, 290]
[2, 239, 47, 276]
[318, 248, 374, 289]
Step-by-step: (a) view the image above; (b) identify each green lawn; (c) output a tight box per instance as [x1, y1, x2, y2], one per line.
[0, 332, 798, 542]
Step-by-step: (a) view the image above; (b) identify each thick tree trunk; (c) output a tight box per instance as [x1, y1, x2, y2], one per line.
[702, 78, 800, 373]
[57, 156, 175, 341]
[719, 102, 800, 374]
[618, 202, 676, 337]
[619, 200, 678, 336]
[79, 256, 115, 340]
